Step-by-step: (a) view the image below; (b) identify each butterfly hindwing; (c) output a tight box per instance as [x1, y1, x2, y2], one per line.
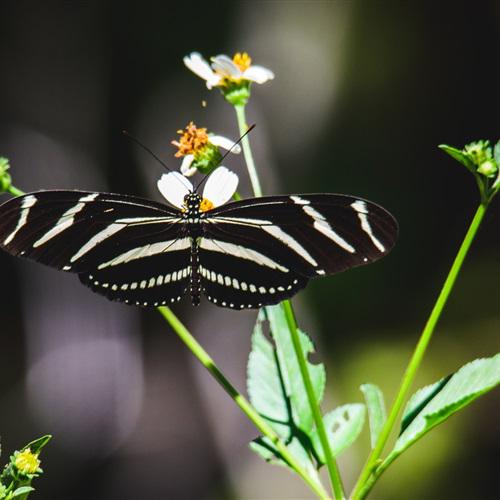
[79, 239, 191, 307]
[197, 237, 308, 309]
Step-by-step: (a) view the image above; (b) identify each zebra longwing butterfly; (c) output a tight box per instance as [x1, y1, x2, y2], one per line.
[0, 167, 398, 309]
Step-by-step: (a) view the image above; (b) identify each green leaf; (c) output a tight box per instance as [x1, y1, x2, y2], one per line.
[11, 486, 34, 499]
[399, 375, 451, 434]
[248, 306, 326, 437]
[247, 314, 293, 440]
[494, 140, 500, 166]
[360, 384, 387, 448]
[391, 354, 500, 458]
[21, 436, 51, 455]
[438, 144, 475, 172]
[312, 404, 365, 463]
[266, 305, 326, 434]
[247, 305, 326, 474]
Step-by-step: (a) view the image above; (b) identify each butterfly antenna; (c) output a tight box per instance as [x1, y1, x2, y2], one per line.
[195, 124, 256, 191]
[122, 130, 173, 173]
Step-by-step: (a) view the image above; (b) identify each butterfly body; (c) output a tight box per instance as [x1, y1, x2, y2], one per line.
[0, 169, 398, 309]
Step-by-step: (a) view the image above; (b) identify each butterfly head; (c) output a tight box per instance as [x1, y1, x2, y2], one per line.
[183, 192, 202, 210]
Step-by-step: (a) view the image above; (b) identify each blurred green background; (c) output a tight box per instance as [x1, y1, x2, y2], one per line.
[0, 1, 498, 499]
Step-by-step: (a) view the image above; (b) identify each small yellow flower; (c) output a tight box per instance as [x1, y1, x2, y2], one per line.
[171, 122, 240, 177]
[14, 448, 40, 475]
[232, 52, 252, 72]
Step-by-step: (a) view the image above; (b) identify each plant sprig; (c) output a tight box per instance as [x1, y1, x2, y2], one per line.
[0, 436, 51, 500]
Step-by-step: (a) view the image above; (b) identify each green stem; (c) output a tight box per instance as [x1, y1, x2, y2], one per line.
[7, 184, 24, 196]
[234, 102, 343, 498]
[283, 300, 346, 500]
[356, 453, 395, 499]
[157, 306, 330, 500]
[234, 104, 263, 197]
[350, 202, 488, 499]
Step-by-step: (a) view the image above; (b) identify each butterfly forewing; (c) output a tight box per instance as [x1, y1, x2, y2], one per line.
[205, 194, 398, 278]
[0, 190, 190, 306]
[0, 191, 180, 269]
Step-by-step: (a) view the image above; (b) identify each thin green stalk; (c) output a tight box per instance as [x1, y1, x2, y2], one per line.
[157, 306, 330, 500]
[355, 453, 395, 499]
[283, 300, 346, 500]
[6, 184, 24, 196]
[234, 104, 263, 197]
[350, 202, 488, 499]
[235, 102, 344, 498]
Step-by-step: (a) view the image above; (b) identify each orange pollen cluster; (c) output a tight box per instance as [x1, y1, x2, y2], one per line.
[233, 52, 252, 72]
[200, 198, 214, 212]
[172, 122, 209, 157]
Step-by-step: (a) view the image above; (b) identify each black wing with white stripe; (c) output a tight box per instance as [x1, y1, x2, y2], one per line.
[198, 194, 397, 308]
[0, 190, 190, 306]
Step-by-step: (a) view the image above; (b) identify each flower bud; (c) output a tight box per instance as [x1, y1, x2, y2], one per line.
[13, 449, 41, 476]
[464, 140, 491, 166]
[477, 159, 497, 178]
[0, 157, 12, 193]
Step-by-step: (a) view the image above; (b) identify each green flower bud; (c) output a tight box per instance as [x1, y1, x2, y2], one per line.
[13, 449, 40, 476]
[464, 140, 492, 166]
[192, 144, 223, 175]
[0, 157, 12, 193]
[477, 159, 497, 178]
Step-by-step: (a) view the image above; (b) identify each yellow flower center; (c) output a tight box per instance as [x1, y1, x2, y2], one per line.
[15, 449, 40, 474]
[172, 122, 210, 158]
[200, 198, 214, 212]
[233, 52, 252, 72]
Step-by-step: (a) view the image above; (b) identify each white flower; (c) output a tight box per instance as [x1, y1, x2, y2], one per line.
[183, 51, 274, 89]
[158, 166, 239, 210]
[183, 52, 222, 89]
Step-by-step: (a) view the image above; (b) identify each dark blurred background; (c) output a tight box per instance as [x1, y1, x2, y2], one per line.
[0, 1, 499, 499]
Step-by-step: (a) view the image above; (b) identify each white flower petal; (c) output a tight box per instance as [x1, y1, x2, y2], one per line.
[205, 77, 222, 89]
[203, 166, 239, 207]
[180, 154, 198, 176]
[209, 135, 241, 154]
[157, 172, 193, 208]
[183, 52, 221, 88]
[211, 55, 242, 78]
[243, 65, 275, 84]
